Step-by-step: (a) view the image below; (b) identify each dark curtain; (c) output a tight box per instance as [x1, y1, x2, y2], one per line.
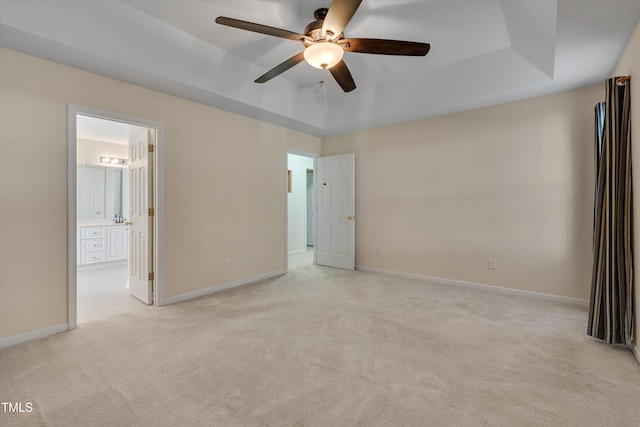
[588, 77, 634, 345]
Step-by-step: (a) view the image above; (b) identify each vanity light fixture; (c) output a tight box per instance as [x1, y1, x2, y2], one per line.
[100, 156, 128, 165]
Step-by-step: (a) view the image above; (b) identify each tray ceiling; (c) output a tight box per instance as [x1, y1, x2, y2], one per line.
[1, 0, 639, 136]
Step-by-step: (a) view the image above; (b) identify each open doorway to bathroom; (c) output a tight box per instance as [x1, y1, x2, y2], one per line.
[74, 114, 154, 324]
[287, 153, 315, 270]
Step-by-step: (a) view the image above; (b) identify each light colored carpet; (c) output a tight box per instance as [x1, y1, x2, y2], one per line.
[1, 251, 639, 426]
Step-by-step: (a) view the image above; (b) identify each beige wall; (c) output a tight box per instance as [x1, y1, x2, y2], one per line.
[323, 84, 603, 300]
[0, 48, 320, 339]
[613, 22, 640, 357]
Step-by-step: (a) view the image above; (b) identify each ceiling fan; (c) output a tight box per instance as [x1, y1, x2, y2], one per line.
[215, 0, 430, 93]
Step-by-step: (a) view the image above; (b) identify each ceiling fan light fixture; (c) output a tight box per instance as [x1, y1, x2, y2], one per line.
[304, 42, 344, 69]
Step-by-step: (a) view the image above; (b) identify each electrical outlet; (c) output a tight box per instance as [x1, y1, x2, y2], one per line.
[224, 257, 231, 267]
[377, 247, 384, 256]
[248, 253, 255, 263]
[488, 258, 497, 270]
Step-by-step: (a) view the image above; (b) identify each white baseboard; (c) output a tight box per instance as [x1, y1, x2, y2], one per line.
[77, 260, 127, 271]
[356, 265, 589, 307]
[161, 270, 287, 306]
[288, 249, 307, 255]
[0, 323, 68, 349]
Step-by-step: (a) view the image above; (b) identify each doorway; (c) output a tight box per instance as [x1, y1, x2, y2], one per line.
[287, 153, 316, 270]
[68, 105, 164, 330]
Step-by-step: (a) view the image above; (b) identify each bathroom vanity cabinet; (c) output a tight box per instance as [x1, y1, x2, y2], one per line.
[77, 224, 128, 265]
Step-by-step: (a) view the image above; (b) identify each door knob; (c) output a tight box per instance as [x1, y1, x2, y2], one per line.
[347, 215, 354, 220]
[124, 221, 133, 226]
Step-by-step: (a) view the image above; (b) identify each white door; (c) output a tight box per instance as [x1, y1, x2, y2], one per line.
[315, 154, 355, 270]
[128, 128, 154, 305]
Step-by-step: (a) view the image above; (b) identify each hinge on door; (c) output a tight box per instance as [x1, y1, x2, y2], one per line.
[148, 208, 155, 216]
[148, 143, 155, 153]
[148, 272, 154, 281]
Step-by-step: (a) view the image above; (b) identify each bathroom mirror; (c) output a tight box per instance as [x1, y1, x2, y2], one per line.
[77, 166, 129, 220]
[113, 168, 124, 217]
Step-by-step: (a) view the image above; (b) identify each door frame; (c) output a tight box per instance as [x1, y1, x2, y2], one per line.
[67, 104, 165, 330]
[285, 150, 318, 272]
[306, 168, 315, 247]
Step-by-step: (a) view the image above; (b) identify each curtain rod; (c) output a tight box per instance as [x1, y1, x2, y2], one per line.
[616, 75, 631, 86]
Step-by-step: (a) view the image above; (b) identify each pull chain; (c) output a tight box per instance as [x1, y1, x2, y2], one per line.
[321, 68, 328, 136]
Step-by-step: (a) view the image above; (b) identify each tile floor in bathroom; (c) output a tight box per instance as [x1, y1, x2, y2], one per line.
[76, 262, 146, 324]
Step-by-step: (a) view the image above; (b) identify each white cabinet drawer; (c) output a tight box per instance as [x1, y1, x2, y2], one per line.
[82, 239, 106, 252]
[82, 251, 107, 264]
[78, 225, 127, 265]
[82, 227, 106, 239]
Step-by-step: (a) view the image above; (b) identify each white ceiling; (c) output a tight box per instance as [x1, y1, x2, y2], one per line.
[77, 115, 132, 145]
[1, 0, 639, 137]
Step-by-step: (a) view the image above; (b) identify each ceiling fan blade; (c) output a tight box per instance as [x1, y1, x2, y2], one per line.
[329, 60, 356, 92]
[322, 0, 363, 40]
[344, 38, 430, 56]
[255, 52, 305, 83]
[215, 17, 304, 42]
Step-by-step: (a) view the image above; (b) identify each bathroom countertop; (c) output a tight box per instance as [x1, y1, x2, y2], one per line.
[77, 220, 128, 227]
